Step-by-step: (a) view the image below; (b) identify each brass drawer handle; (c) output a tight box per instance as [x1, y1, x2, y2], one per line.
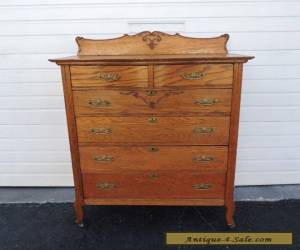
[148, 117, 157, 123]
[88, 99, 111, 108]
[90, 127, 112, 135]
[193, 98, 219, 106]
[147, 146, 159, 152]
[193, 127, 215, 134]
[192, 183, 212, 190]
[149, 173, 159, 180]
[97, 72, 121, 82]
[96, 182, 116, 190]
[180, 71, 205, 80]
[193, 156, 215, 163]
[94, 155, 114, 163]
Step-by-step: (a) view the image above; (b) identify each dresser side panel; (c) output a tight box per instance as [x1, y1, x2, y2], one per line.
[61, 66, 84, 205]
[225, 63, 243, 204]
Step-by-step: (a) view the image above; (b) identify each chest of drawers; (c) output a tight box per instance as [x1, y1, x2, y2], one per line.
[50, 31, 253, 228]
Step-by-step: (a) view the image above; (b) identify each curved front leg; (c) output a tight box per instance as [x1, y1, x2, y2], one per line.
[74, 202, 84, 227]
[225, 202, 236, 228]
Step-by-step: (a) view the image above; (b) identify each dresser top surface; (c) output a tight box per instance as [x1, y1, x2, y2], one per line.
[50, 53, 253, 65]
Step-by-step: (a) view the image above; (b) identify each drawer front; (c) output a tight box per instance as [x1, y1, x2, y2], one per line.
[71, 66, 148, 87]
[154, 64, 233, 88]
[77, 116, 230, 144]
[73, 89, 232, 115]
[79, 145, 228, 172]
[83, 171, 225, 199]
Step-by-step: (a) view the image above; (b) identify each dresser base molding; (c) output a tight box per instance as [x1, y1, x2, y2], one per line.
[50, 31, 253, 229]
[84, 198, 225, 206]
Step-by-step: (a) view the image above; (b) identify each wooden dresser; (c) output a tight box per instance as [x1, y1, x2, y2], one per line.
[50, 31, 253, 228]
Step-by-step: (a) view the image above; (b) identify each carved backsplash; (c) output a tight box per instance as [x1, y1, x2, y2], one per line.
[76, 31, 229, 56]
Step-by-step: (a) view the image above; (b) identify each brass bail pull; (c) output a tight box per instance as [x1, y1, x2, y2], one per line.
[193, 156, 215, 163]
[193, 127, 215, 134]
[97, 72, 121, 82]
[88, 99, 111, 107]
[90, 128, 112, 135]
[193, 98, 219, 106]
[180, 71, 205, 80]
[192, 183, 212, 190]
[94, 155, 114, 163]
[96, 182, 116, 190]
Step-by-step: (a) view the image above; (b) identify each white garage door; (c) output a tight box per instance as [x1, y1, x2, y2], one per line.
[0, 0, 300, 186]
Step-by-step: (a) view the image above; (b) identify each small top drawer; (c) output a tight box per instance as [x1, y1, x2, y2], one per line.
[154, 64, 233, 88]
[71, 66, 148, 88]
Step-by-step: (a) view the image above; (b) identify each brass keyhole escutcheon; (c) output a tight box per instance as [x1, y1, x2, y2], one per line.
[149, 173, 159, 180]
[148, 117, 157, 123]
[146, 90, 157, 96]
[147, 146, 159, 152]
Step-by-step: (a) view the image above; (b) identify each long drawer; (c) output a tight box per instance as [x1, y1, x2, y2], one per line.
[73, 89, 232, 115]
[83, 171, 226, 199]
[71, 66, 148, 88]
[154, 64, 233, 88]
[79, 145, 228, 172]
[76, 116, 230, 144]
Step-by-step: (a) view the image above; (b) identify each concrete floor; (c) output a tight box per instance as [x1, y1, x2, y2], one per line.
[1, 201, 300, 250]
[0, 185, 300, 203]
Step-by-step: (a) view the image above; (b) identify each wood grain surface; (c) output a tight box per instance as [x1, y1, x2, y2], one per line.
[82, 170, 226, 199]
[75, 32, 229, 56]
[154, 64, 233, 88]
[73, 88, 232, 115]
[79, 145, 228, 172]
[71, 65, 148, 87]
[76, 116, 230, 145]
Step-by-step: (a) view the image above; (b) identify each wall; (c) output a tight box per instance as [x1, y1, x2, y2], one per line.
[0, 0, 300, 186]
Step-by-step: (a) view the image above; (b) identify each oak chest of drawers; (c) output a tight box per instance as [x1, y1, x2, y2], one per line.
[50, 31, 253, 228]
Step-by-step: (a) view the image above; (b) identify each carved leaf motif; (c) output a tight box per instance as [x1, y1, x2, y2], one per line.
[119, 90, 184, 108]
[142, 32, 162, 49]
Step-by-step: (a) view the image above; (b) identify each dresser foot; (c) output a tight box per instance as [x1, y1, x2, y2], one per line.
[227, 222, 236, 229]
[78, 223, 85, 228]
[225, 203, 236, 229]
[74, 202, 84, 226]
